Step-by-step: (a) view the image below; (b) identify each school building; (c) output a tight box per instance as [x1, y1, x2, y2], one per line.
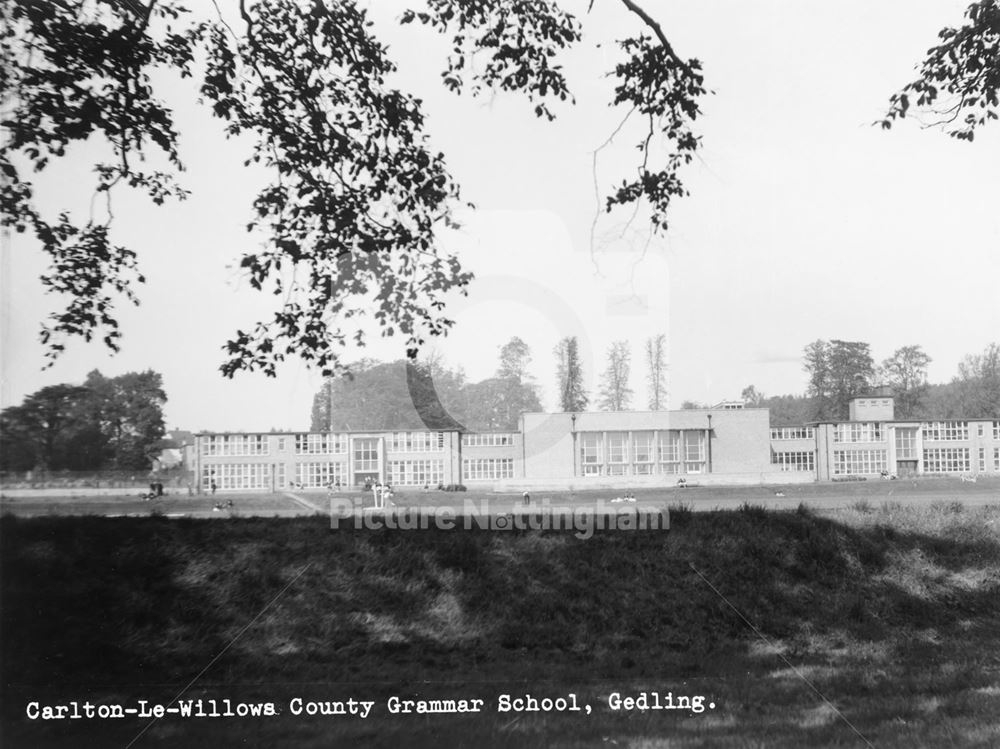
[193, 397, 1000, 492]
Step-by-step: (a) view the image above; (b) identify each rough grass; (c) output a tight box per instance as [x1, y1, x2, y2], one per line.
[2, 503, 999, 748]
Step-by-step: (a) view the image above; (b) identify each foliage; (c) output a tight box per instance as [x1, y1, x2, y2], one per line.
[1, 0, 707, 376]
[882, 0, 1000, 141]
[879, 345, 932, 419]
[740, 384, 765, 408]
[597, 340, 633, 411]
[952, 341, 1000, 416]
[803, 339, 875, 420]
[645, 333, 667, 409]
[554, 336, 588, 412]
[0, 370, 166, 472]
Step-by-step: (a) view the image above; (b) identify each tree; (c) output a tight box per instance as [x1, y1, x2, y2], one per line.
[803, 339, 874, 420]
[598, 340, 633, 411]
[0, 370, 166, 472]
[554, 336, 588, 412]
[645, 334, 667, 410]
[740, 385, 765, 407]
[879, 345, 932, 419]
[952, 342, 1000, 416]
[2, 0, 706, 376]
[882, 1, 1000, 141]
[497, 337, 533, 383]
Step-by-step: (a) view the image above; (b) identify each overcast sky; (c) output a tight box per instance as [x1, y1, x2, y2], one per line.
[2, 1, 998, 431]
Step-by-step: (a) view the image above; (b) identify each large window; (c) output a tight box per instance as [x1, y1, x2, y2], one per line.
[772, 451, 815, 472]
[388, 459, 444, 486]
[833, 423, 884, 443]
[684, 432, 706, 474]
[201, 434, 269, 457]
[606, 432, 628, 475]
[922, 422, 969, 441]
[994, 422, 1000, 440]
[295, 462, 346, 488]
[389, 432, 445, 452]
[633, 432, 654, 474]
[770, 427, 815, 441]
[463, 458, 514, 481]
[979, 448, 986, 473]
[923, 448, 970, 473]
[895, 427, 918, 460]
[832, 450, 886, 475]
[580, 433, 602, 476]
[294, 434, 346, 455]
[462, 433, 514, 447]
[202, 463, 271, 490]
[658, 431, 680, 474]
[353, 438, 379, 473]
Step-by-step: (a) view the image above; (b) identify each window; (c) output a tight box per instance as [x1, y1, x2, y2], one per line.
[832, 450, 887, 475]
[388, 459, 444, 486]
[979, 448, 986, 472]
[607, 432, 628, 466]
[463, 458, 514, 481]
[995, 447, 1000, 471]
[462, 433, 514, 447]
[770, 427, 815, 441]
[978, 423, 985, 437]
[772, 451, 815, 472]
[277, 437, 286, 452]
[833, 423, 884, 443]
[923, 448, 970, 473]
[580, 433, 602, 476]
[200, 434, 269, 457]
[895, 428, 918, 460]
[202, 463, 271, 490]
[684, 432, 706, 473]
[389, 432, 445, 452]
[353, 438, 379, 473]
[294, 434, 346, 455]
[633, 432, 654, 467]
[658, 431, 680, 474]
[922, 422, 969, 441]
[994, 421, 1000, 440]
[295, 462, 346, 488]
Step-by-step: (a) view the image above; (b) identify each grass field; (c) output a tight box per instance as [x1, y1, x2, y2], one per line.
[2, 494, 999, 747]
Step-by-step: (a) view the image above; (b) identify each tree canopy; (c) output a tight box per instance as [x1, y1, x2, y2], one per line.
[1, 0, 705, 376]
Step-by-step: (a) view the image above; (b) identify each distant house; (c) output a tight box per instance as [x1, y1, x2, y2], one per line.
[151, 430, 197, 472]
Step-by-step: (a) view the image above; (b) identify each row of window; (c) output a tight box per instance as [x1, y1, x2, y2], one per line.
[977, 447, 1000, 472]
[463, 458, 515, 481]
[580, 431, 706, 466]
[201, 464, 272, 490]
[388, 432, 446, 452]
[387, 459, 445, 486]
[295, 434, 348, 455]
[833, 423, 884, 443]
[832, 450, 887, 476]
[200, 435, 269, 456]
[772, 451, 815, 472]
[922, 422, 969, 441]
[462, 433, 514, 447]
[770, 427, 815, 441]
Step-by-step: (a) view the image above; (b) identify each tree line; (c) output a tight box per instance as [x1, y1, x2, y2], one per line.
[742, 340, 1000, 424]
[0, 371, 167, 473]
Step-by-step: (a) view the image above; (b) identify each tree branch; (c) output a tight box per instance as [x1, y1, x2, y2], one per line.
[616, 0, 694, 77]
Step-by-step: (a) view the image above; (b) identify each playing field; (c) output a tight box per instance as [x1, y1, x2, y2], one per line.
[2, 476, 997, 518]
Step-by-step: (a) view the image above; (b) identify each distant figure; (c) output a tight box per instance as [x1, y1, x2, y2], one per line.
[677, 478, 688, 489]
[522, 491, 531, 506]
[774, 491, 785, 498]
[961, 474, 977, 484]
[210, 481, 217, 495]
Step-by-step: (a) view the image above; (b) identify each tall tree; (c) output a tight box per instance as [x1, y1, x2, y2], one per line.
[645, 334, 667, 410]
[83, 370, 167, 469]
[554, 336, 588, 412]
[953, 342, 1000, 416]
[740, 385, 765, 407]
[803, 339, 874, 420]
[497, 337, 533, 383]
[2, 0, 705, 376]
[879, 345, 932, 419]
[598, 340, 633, 411]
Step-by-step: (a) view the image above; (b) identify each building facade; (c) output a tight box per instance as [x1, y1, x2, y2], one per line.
[193, 399, 999, 492]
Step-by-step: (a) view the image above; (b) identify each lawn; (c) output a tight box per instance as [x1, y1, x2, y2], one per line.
[2, 500, 999, 747]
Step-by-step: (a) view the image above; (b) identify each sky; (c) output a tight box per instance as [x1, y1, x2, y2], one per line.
[2, 1, 998, 432]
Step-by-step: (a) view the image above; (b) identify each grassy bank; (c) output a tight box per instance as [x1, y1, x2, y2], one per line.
[2, 503, 999, 747]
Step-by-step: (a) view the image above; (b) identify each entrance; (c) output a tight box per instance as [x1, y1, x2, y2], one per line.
[896, 460, 918, 477]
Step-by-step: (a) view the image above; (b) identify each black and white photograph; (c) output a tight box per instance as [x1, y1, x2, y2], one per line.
[1, 1, 999, 746]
